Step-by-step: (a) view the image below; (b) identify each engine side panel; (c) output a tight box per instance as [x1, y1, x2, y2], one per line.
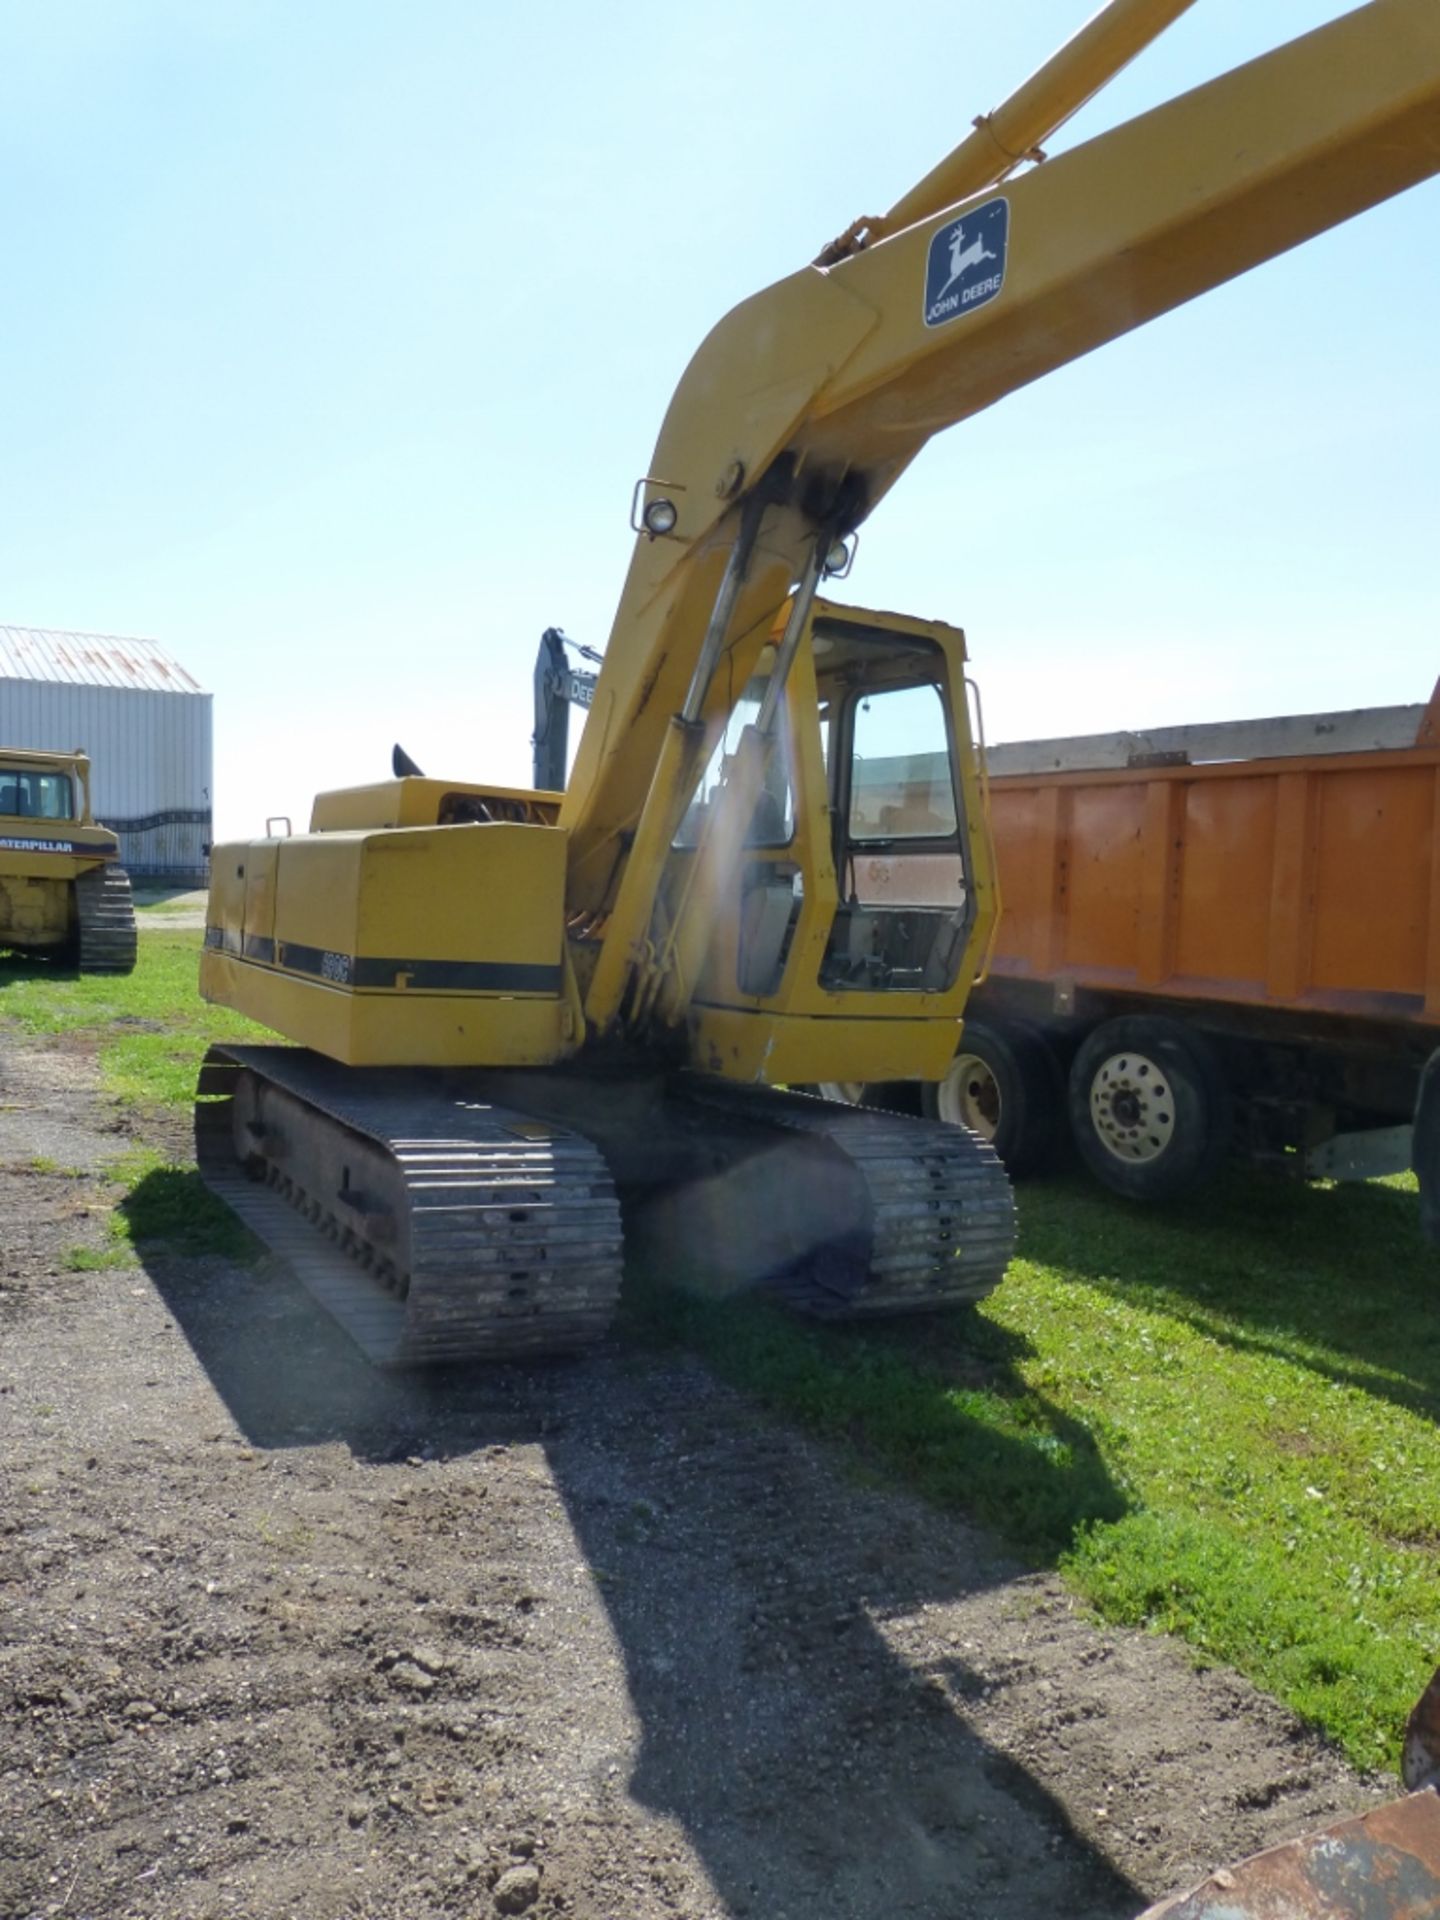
[0, 873, 72, 949]
[201, 822, 581, 1067]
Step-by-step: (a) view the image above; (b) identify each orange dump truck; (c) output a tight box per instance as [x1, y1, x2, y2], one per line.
[842, 682, 1440, 1228]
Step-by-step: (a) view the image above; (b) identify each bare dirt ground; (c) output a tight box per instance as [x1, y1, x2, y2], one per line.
[130, 888, 208, 931]
[0, 1029, 1396, 1920]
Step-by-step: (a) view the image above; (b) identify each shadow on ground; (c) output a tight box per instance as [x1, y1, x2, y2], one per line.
[0, 950, 72, 980]
[132, 1148, 1432, 1918]
[140, 1224, 1143, 1920]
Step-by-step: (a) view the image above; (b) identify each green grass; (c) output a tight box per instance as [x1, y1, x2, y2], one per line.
[1011, 1172, 1439, 1770]
[5, 927, 1436, 1770]
[632, 1167, 1440, 1773]
[64, 1241, 135, 1272]
[0, 930, 267, 1108]
[2, 932, 265, 1267]
[117, 1150, 260, 1259]
[59, 1154, 257, 1270]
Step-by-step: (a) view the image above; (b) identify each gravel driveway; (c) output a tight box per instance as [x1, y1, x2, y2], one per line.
[0, 1031, 1390, 1920]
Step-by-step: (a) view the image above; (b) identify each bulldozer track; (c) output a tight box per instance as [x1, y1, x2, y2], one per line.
[75, 865, 137, 974]
[196, 1045, 624, 1367]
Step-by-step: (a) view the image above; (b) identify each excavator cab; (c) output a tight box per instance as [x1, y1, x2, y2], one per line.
[816, 616, 980, 994]
[661, 598, 996, 1089]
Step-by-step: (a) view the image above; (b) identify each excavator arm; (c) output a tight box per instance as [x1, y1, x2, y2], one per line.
[531, 629, 598, 794]
[564, 0, 1440, 1033]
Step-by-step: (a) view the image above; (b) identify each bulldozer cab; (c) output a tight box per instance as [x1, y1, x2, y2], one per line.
[0, 750, 90, 828]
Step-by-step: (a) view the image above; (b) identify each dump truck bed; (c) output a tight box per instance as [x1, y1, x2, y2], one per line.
[983, 687, 1440, 1032]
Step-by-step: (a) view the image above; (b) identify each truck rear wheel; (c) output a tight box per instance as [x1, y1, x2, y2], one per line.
[1068, 1015, 1229, 1202]
[922, 1018, 1065, 1175]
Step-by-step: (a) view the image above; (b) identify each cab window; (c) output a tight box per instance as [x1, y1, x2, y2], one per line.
[849, 683, 958, 842]
[674, 680, 794, 849]
[0, 770, 74, 820]
[815, 633, 977, 995]
[844, 682, 964, 911]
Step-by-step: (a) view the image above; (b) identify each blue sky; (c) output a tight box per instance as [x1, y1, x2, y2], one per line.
[2, 1, 1436, 839]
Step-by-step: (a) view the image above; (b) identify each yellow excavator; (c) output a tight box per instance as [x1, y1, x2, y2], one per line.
[197, 0, 1440, 1366]
[0, 749, 137, 975]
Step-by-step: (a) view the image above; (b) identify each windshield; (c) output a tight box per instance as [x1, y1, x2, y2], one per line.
[849, 682, 958, 842]
[0, 769, 75, 820]
[674, 679, 794, 849]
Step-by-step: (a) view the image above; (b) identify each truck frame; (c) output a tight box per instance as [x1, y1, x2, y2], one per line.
[837, 686, 1440, 1220]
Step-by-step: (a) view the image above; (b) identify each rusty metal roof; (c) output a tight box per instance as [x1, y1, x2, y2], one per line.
[0, 626, 206, 695]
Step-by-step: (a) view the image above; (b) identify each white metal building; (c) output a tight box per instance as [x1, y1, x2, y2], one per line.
[0, 627, 212, 884]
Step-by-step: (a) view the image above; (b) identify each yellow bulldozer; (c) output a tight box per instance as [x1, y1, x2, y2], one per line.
[0, 748, 137, 975]
[195, 0, 1440, 1367]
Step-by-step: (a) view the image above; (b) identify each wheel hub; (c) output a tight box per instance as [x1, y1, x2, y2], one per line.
[1089, 1051, 1174, 1163]
[938, 1051, 1001, 1139]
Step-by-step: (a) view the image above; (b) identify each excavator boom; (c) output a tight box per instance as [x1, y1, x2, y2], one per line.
[868, 0, 1200, 245]
[565, 0, 1440, 1029]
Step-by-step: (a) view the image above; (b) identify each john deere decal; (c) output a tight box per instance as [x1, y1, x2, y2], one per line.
[923, 197, 1009, 328]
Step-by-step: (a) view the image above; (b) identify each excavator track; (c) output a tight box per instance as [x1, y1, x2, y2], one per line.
[195, 1045, 624, 1367]
[195, 1050, 1011, 1368]
[472, 1072, 1016, 1320]
[75, 864, 137, 974]
[688, 1085, 1015, 1317]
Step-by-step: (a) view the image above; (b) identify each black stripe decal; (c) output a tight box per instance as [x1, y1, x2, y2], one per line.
[205, 927, 559, 995]
[347, 956, 561, 994]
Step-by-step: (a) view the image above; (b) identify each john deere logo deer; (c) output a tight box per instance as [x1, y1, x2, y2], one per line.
[923, 198, 1008, 327]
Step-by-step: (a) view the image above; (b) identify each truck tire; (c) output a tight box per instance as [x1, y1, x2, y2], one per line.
[922, 1018, 1065, 1175]
[1414, 1048, 1440, 1248]
[1068, 1015, 1230, 1202]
